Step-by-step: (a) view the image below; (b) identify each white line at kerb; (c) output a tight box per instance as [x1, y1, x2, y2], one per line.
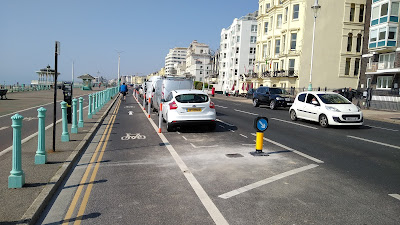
[348, 135, 400, 150]
[143, 99, 228, 225]
[271, 118, 318, 130]
[215, 105, 228, 109]
[219, 164, 319, 199]
[234, 109, 259, 116]
[250, 133, 324, 164]
[365, 125, 398, 132]
[389, 194, 400, 201]
[216, 119, 234, 127]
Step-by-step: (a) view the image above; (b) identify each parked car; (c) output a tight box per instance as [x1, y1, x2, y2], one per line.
[289, 91, 363, 128]
[161, 89, 216, 132]
[252, 86, 294, 109]
[246, 88, 256, 99]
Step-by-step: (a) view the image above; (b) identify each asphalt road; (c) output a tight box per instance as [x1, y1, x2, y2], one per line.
[39, 92, 400, 224]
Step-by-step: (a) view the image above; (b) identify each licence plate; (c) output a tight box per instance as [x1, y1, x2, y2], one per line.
[187, 108, 201, 112]
[346, 117, 358, 121]
[287, 103, 293, 106]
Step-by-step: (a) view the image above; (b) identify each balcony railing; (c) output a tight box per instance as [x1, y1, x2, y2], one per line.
[367, 62, 395, 72]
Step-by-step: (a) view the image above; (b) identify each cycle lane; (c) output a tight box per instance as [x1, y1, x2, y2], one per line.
[40, 94, 214, 224]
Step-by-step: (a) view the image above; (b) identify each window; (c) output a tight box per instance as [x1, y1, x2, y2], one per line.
[264, 22, 269, 34]
[237, 36, 240, 42]
[224, 53, 226, 58]
[370, 29, 377, 42]
[266, 3, 270, 11]
[293, 4, 299, 20]
[347, 33, 353, 52]
[236, 24, 241, 32]
[359, 4, 364, 22]
[345, 58, 351, 75]
[223, 62, 226, 68]
[291, 33, 297, 50]
[379, 53, 395, 69]
[250, 36, 257, 43]
[251, 25, 257, 32]
[225, 34, 228, 39]
[235, 58, 238, 64]
[263, 44, 268, 58]
[285, 7, 288, 22]
[392, 2, 400, 16]
[282, 35, 286, 52]
[381, 3, 388, 17]
[277, 14, 282, 28]
[350, 4, 355, 21]
[379, 27, 386, 40]
[354, 58, 360, 75]
[372, 6, 379, 20]
[289, 59, 295, 75]
[275, 39, 280, 54]
[224, 43, 227, 49]
[377, 76, 393, 89]
[356, 34, 362, 52]
[250, 47, 255, 54]
[235, 69, 238, 75]
[270, 16, 273, 29]
[298, 93, 306, 102]
[249, 59, 254, 65]
[268, 40, 271, 56]
[280, 59, 284, 70]
[389, 27, 397, 40]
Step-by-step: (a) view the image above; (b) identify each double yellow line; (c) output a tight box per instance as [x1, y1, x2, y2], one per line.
[62, 99, 121, 225]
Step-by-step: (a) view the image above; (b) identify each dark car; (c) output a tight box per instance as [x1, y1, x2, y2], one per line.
[246, 88, 256, 99]
[252, 87, 294, 109]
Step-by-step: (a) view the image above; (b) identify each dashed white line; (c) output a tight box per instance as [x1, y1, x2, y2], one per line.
[0, 126, 9, 131]
[389, 194, 400, 201]
[239, 134, 248, 138]
[233, 109, 259, 116]
[215, 105, 228, 109]
[190, 143, 219, 149]
[182, 136, 187, 141]
[250, 133, 324, 164]
[229, 129, 235, 133]
[365, 125, 399, 132]
[219, 164, 319, 199]
[216, 119, 234, 127]
[348, 135, 400, 150]
[271, 118, 319, 130]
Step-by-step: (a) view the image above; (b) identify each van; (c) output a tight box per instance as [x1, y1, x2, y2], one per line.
[153, 77, 193, 112]
[145, 76, 162, 106]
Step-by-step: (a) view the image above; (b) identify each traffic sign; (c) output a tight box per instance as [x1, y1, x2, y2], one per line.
[254, 117, 268, 132]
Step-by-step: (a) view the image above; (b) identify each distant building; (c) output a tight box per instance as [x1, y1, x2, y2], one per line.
[186, 40, 212, 82]
[217, 11, 258, 93]
[165, 47, 187, 76]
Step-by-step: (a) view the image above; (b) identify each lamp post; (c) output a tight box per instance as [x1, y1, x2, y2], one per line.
[308, 0, 321, 91]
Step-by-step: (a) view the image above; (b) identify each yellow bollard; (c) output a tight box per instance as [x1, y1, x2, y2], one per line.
[256, 132, 263, 152]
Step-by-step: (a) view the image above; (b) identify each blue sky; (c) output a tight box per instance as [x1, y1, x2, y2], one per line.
[0, 0, 257, 85]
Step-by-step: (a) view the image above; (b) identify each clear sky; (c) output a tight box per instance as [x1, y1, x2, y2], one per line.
[0, 0, 257, 85]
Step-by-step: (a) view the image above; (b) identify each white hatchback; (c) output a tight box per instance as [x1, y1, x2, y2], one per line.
[289, 91, 363, 128]
[161, 89, 216, 131]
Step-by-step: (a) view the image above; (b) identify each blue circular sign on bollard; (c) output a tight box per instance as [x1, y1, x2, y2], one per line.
[254, 117, 268, 132]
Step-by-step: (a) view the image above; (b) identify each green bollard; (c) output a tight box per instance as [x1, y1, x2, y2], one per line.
[78, 97, 84, 127]
[88, 94, 92, 119]
[93, 93, 97, 115]
[9, 114, 25, 188]
[61, 101, 70, 142]
[71, 98, 78, 133]
[35, 107, 47, 164]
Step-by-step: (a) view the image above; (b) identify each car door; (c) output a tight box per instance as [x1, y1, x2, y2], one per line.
[294, 93, 307, 119]
[303, 94, 320, 121]
[162, 92, 173, 120]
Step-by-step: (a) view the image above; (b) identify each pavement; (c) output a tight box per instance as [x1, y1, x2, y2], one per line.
[0, 90, 399, 225]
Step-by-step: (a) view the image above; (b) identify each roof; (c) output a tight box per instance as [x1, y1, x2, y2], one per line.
[77, 74, 95, 80]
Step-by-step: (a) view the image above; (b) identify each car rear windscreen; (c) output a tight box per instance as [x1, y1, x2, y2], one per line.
[175, 94, 209, 103]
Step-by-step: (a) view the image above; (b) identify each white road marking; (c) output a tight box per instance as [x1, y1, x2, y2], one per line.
[239, 134, 248, 138]
[251, 133, 324, 164]
[241, 144, 254, 146]
[0, 126, 9, 131]
[229, 129, 235, 133]
[234, 109, 259, 116]
[128, 111, 133, 115]
[190, 143, 219, 149]
[389, 194, 400, 201]
[176, 131, 181, 134]
[271, 117, 319, 130]
[219, 164, 319, 199]
[348, 135, 400, 150]
[144, 107, 228, 225]
[182, 136, 187, 140]
[215, 105, 228, 109]
[216, 119, 234, 127]
[365, 125, 398, 132]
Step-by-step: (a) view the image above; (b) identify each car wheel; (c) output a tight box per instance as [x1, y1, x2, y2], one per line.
[290, 110, 297, 121]
[319, 114, 329, 128]
[269, 100, 276, 110]
[253, 98, 259, 107]
[166, 122, 174, 132]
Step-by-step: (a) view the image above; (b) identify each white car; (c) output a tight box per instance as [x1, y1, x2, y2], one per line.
[161, 89, 216, 132]
[289, 91, 363, 128]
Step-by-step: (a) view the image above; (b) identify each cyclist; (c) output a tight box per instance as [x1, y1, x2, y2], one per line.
[120, 83, 128, 101]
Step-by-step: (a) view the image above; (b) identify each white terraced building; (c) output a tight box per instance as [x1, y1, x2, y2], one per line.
[186, 40, 212, 82]
[217, 11, 258, 94]
[165, 47, 187, 76]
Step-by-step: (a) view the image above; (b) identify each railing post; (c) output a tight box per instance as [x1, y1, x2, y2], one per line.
[93, 93, 97, 114]
[71, 98, 78, 133]
[61, 101, 70, 142]
[88, 94, 92, 119]
[8, 113, 25, 188]
[35, 107, 47, 164]
[78, 97, 84, 127]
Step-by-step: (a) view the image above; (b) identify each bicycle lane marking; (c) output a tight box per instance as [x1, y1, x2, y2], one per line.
[138, 98, 229, 225]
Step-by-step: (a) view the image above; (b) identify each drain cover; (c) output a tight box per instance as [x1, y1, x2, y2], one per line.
[226, 153, 244, 158]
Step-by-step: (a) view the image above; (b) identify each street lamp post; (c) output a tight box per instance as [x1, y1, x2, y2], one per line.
[116, 50, 124, 89]
[308, 0, 321, 91]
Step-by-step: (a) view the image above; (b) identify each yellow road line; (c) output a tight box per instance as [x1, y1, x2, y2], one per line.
[62, 99, 121, 224]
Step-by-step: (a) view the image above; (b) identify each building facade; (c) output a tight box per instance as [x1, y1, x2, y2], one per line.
[186, 40, 212, 82]
[255, 0, 366, 90]
[217, 11, 258, 93]
[165, 47, 187, 76]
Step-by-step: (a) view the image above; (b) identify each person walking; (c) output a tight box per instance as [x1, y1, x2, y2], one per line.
[120, 83, 128, 101]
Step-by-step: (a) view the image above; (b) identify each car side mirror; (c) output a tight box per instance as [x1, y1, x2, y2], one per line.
[312, 101, 319, 106]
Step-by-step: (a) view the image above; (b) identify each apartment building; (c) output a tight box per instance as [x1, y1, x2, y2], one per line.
[217, 11, 258, 93]
[186, 40, 212, 82]
[165, 47, 187, 76]
[255, 0, 366, 90]
[364, 0, 400, 92]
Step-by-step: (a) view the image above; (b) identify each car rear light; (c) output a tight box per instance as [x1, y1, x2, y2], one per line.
[209, 101, 215, 109]
[169, 101, 178, 110]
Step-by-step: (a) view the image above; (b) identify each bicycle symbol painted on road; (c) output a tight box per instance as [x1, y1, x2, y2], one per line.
[121, 133, 146, 140]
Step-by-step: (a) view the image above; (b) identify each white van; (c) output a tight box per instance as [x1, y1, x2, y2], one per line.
[145, 76, 162, 106]
[153, 77, 193, 112]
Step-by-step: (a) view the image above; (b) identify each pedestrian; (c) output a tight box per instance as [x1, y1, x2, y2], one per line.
[120, 82, 128, 101]
[346, 87, 354, 102]
[211, 87, 215, 97]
